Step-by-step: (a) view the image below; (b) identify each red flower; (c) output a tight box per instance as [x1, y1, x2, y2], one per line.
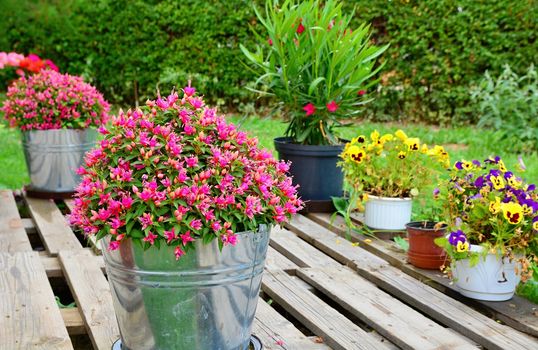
[297, 22, 305, 34]
[268, 38, 273, 46]
[358, 90, 366, 96]
[303, 103, 316, 116]
[326, 100, 339, 112]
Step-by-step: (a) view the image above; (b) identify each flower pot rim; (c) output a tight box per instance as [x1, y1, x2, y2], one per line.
[367, 194, 412, 202]
[274, 136, 348, 148]
[405, 221, 448, 231]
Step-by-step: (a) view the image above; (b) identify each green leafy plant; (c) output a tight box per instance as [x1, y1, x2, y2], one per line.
[472, 65, 538, 153]
[241, 0, 387, 145]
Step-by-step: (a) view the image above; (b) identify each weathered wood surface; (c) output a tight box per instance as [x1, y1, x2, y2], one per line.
[286, 214, 538, 350]
[0, 190, 32, 252]
[0, 251, 73, 350]
[311, 212, 538, 338]
[262, 270, 391, 350]
[253, 298, 330, 350]
[298, 267, 477, 350]
[26, 197, 82, 255]
[59, 250, 119, 350]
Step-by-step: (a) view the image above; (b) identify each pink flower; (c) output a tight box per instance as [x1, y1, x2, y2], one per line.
[143, 231, 158, 245]
[326, 100, 339, 112]
[303, 103, 316, 116]
[174, 246, 185, 260]
[180, 231, 195, 245]
[268, 38, 273, 46]
[139, 213, 153, 229]
[108, 240, 120, 251]
[190, 219, 202, 230]
[183, 81, 196, 97]
[164, 229, 177, 244]
[297, 21, 305, 34]
[358, 90, 366, 96]
[185, 156, 198, 168]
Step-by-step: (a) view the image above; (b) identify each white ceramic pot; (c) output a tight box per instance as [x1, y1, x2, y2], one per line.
[364, 195, 412, 230]
[452, 245, 521, 301]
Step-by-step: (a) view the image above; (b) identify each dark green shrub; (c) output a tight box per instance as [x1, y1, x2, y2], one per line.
[1, 0, 536, 123]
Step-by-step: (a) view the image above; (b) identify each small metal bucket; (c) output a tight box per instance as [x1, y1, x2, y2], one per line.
[22, 129, 97, 193]
[102, 226, 270, 350]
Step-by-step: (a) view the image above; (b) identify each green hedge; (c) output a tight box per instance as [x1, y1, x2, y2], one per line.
[1, 0, 536, 123]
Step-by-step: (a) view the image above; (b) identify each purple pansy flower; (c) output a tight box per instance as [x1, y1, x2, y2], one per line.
[448, 230, 467, 246]
[504, 171, 514, 180]
[474, 176, 485, 188]
[472, 160, 481, 167]
[485, 156, 501, 164]
[455, 161, 463, 170]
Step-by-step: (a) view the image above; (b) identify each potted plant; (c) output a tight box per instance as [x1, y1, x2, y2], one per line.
[240, 0, 388, 211]
[403, 187, 449, 269]
[1, 69, 109, 198]
[339, 129, 450, 231]
[69, 85, 303, 349]
[435, 157, 538, 301]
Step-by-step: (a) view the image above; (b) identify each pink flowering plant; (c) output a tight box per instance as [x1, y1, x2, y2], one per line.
[241, 0, 388, 145]
[0, 52, 58, 90]
[69, 84, 303, 259]
[2, 69, 110, 130]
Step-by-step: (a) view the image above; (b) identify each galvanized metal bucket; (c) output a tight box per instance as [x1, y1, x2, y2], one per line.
[22, 129, 97, 193]
[102, 226, 270, 350]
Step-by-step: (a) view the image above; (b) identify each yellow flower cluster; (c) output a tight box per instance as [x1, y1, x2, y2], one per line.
[343, 129, 450, 168]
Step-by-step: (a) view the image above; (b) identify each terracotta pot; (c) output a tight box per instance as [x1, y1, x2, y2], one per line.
[405, 221, 447, 269]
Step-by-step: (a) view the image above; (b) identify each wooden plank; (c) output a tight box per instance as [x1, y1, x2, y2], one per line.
[298, 267, 477, 350]
[253, 298, 330, 350]
[262, 270, 391, 350]
[59, 250, 119, 349]
[270, 227, 341, 268]
[286, 214, 538, 350]
[61, 308, 87, 335]
[0, 252, 73, 349]
[0, 190, 33, 252]
[64, 199, 102, 255]
[41, 254, 105, 278]
[266, 245, 299, 271]
[312, 212, 538, 338]
[26, 197, 82, 255]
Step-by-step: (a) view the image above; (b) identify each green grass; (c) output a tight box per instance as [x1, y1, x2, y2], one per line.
[1, 115, 537, 193]
[0, 125, 29, 189]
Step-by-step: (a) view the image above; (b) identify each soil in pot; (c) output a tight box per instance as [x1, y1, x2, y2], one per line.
[405, 221, 447, 270]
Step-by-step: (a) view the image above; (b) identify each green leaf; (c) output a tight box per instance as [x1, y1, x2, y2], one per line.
[308, 77, 325, 95]
[394, 236, 409, 252]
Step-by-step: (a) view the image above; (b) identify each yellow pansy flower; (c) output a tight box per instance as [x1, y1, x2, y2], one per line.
[522, 204, 533, 216]
[533, 220, 538, 231]
[490, 174, 505, 190]
[507, 176, 522, 189]
[352, 135, 367, 145]
[346, 145, 366, 164]
[397, 151, 406, 159]
[420, 144, 429, 154]
[405, 138, 420, 151]
[462, 161, 473, 170]
[456, 241, 469, 252]
[501, 202, 523, 224]
[380, 134, 394, 143]
[395, 129, 408, 141]
[489, 197, 501, 214]
[498, 160, 507, 172]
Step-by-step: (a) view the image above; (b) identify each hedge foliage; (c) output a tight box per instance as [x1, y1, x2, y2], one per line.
[1, 0, 536, 123]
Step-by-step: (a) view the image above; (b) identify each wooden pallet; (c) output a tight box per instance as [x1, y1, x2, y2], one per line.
[0, 190, 537, 349]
